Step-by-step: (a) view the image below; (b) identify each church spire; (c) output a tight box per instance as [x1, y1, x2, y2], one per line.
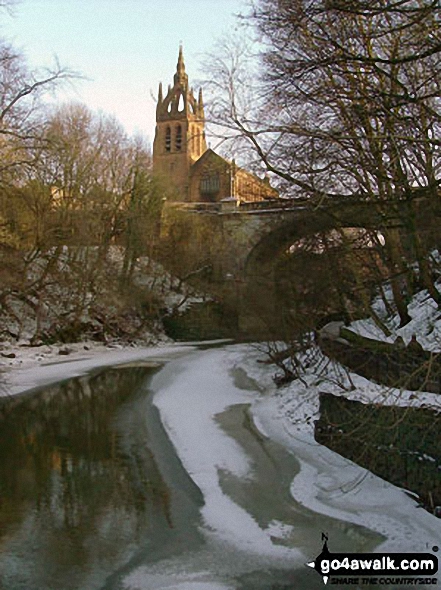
[178, 43, 184, 69]
[174, 44, 188, 87]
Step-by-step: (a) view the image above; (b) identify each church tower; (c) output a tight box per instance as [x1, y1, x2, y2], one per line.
[153, 46, 207, 200]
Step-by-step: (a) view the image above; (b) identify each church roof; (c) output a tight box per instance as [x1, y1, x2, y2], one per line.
[190, 148, 272, 189]
[190, 148, 229, 174]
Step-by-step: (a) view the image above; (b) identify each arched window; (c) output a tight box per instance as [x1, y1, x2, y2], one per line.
[176, 124, 182, 151]
[177, 93, 185, 112]
[165, 126, 171, 152]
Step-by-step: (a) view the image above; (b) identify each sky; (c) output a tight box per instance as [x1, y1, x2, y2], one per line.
[3, 0, 246, 144]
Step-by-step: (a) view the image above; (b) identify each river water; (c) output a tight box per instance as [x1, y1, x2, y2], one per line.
[0, 345, 426, 590]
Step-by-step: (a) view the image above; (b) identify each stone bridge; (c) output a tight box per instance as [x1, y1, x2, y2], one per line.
[161, 192, 440, 336]
[163, 193, 437, 278]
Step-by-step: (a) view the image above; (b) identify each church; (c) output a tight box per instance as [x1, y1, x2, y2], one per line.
[152, 47, 278, 204]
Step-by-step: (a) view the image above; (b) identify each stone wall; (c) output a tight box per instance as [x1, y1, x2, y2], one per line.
[316, 392, 441, 514]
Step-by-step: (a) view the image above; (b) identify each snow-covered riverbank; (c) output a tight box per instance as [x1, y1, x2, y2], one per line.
[2, 339, 440, 590]
[231, 345, 441, 553]
[0, 339, 192, 396]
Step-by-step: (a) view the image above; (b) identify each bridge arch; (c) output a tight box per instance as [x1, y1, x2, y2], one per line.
[243, 207, 380, 281]
[232, 203, 394, 337]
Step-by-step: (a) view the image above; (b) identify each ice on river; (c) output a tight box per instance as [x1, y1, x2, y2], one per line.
[153, 345, 441, 556]
[152, 348, 300, 560]
[4, 340, 441, 589]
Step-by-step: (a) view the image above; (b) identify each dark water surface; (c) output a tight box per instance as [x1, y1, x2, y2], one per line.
[0, 355, 384, 590]
[0, 365, 203, 590]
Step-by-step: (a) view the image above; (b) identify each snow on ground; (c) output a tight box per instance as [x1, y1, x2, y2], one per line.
[0, 246, 205, 346]
[0, 339, 197, 397]
[231, 344, 441, 553]
[351, 285, 441, 351]
[0, 337, 237, 397]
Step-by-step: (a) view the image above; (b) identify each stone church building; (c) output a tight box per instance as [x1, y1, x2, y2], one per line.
[153, 47, 278, 204]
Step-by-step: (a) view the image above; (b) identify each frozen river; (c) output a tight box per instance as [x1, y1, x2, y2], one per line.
[0, 345, 439, 589]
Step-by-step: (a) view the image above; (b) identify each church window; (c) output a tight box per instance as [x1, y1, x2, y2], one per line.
[165, 126, 171, 152]
[200, 173, 220, 199]
[176, 125, 182, 151]
[177, 93, 185, 112]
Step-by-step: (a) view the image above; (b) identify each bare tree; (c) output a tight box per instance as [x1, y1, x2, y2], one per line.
[0, 42, 77, 190]
[203, 0, 441, 325]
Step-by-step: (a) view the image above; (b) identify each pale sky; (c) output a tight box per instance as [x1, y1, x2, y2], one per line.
[3, 0, 246, 144]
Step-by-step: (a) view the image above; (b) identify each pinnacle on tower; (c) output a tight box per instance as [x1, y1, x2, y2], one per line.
[158, 82, 163, 103]
[174, 44, 188, 87]
[198, 88, 204, 115]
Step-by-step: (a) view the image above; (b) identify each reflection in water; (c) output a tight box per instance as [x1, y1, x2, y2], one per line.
[0, 355, 388, 590]
[0, 367, 172, 590]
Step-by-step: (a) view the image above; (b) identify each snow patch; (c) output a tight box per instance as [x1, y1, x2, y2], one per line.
[152, 349, 300, 559]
